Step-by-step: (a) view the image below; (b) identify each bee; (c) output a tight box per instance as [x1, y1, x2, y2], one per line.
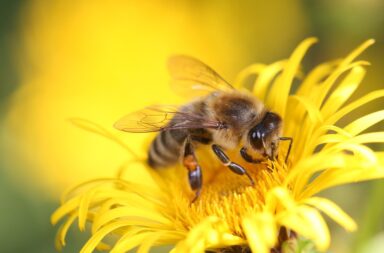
[114, 56, 292, 202]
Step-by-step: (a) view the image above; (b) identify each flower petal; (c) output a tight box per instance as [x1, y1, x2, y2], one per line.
[285, 95, 323, 160]
[297, 60, 339, 96]
[80, 221, 135, 253]
[326, 90, 384, 125]
[285, 153, 346, 194]
[320, 66, 366, 118]
[136, 233, 161, 253]
[78, 188, 99, 231]
[253, 60, 287, 101]
[312, 61, 369, 110]
[234, 63, 266, 89]
[279, 206, 330, 251]
[242, 212, 277, 253]
[267, 37, 317, 117]
[302, 157, 384, 197]
[304, 197, 357, 232]
[341, 39, 375, 66]
[55, 213, 77, 248]
[173, 216, 243, 253]
[110, 232, 150, 253]
[344, 110, 384, 136]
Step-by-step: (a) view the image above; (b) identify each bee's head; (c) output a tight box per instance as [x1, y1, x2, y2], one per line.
[248, 112, 282, 159]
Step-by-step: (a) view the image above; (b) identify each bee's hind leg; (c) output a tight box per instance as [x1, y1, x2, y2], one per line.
[212, 144, 255, 186]
[183, 138, 203, 203]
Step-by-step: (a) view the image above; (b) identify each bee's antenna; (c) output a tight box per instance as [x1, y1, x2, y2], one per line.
[279, 137, 293, 163]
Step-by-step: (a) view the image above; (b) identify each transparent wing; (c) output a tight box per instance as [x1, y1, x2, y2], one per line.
[168, 55, 234, 97]
[114, 105, 223, 133]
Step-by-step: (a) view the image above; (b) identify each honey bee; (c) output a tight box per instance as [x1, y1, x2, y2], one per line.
[114, 56, 292, 202]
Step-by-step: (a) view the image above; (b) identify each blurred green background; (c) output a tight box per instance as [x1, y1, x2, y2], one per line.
[0, 0, 383, 252]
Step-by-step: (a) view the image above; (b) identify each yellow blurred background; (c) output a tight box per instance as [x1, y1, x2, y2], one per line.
[0, 0, 383, 252]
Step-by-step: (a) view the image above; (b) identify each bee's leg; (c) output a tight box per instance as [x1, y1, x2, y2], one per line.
[240, 147, 263, 164]
[212, 144, 255, 186]
[183, 138, 203, 203]
[279, 137, 293, 163]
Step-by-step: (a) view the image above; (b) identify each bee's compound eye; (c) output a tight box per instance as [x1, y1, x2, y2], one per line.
[249, 126, 264, 150]
[263, 112, 282, 130]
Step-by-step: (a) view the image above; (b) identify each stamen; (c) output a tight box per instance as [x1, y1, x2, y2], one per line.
[173, 160, 287, 237]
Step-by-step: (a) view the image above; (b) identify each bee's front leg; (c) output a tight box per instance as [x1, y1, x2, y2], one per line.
[212, 144, 254, 186]
[183, 138, 202, 203]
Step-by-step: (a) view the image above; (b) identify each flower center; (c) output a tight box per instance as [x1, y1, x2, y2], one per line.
[163, 155, 288, 238]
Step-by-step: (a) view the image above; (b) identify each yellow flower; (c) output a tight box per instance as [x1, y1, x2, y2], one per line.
[52, 38, 384, 253]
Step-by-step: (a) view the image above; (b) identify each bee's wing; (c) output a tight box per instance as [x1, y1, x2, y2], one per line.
[114, 105, 222, 133]
[168, 55, 234, 97]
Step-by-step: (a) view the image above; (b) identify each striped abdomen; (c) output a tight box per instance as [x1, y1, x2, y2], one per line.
[147, 129, 188, 168]
[147, 99, 213, 168]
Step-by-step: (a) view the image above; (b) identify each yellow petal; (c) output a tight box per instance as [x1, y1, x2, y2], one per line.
[314, 39, 374, 109]
[55, 213, 77, 248]
[51, 195, 82, 225]
[326, 89, 384, 125]
[173, 216, 243, 253]
[278, 206, 330, 251]
[297, 207, 330, 251]
[136, 234, 161, 253]
[268, 37, 317, 117]
[351, 132, 384, 144]
[294, 152, 379, 197]
[242, 213, 277, 253]
[285, 95, 323, 160]
[80, 221, 134, 253]
[312, 61, 369, 110]
[297, 60, 339, 96]
[324, 143, 377, 164]
[78, 188, 98, 231]
[341, 39, 375, 66]
[302, 161, 384, 197]
[92, 206, 173, 232]
[110, 233, 150, 253]
[285, 154, 346, 194]
[307, 125, 353, 155]
[304, 197, 357, 232]
[288, 95, 323, 124]
[234, 63, 266, 89]
[174, 216, 220, 253]
[266, 187, 296, 211]
[344, 110, 384, 136]
[252, 60, 287, 101]
[320, 66, 366, 118]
